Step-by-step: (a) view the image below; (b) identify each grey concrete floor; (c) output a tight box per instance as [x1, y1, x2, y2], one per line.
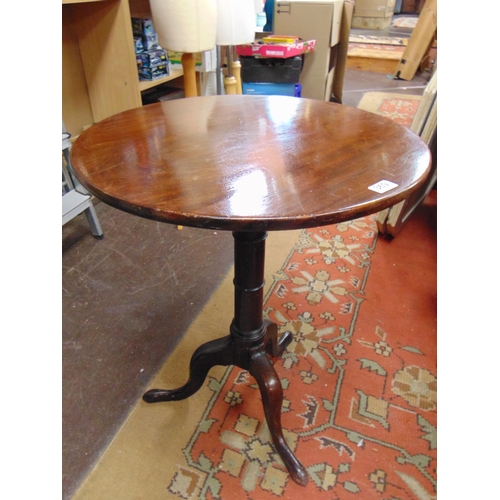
[342, 68, 431, 109]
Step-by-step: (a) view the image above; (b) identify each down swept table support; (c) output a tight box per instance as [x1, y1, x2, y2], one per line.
[143, 231, 308, 485]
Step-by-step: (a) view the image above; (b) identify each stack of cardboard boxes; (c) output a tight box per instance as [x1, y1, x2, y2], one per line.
[132, 17, 170, 81]
[352, 0, 396, 30]
[272, 0, 344, 101]
[236, 37, 317, 96]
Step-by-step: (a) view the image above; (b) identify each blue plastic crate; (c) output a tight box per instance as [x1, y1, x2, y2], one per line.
[242, 83, 302, 97]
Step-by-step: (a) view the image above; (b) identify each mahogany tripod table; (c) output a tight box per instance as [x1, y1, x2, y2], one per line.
[71, 95, 431, 486]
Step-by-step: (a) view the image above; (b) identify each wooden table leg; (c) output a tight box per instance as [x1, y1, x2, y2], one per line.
[143, 335, 233, 402]
[143, 231, 308, 485]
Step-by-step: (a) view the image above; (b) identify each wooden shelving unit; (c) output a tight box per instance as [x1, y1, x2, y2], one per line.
[62, 0, 184, 136]
[138, 68, 184, 92]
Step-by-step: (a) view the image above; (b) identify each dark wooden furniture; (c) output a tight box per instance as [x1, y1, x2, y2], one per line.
[70, 95, 431, 486]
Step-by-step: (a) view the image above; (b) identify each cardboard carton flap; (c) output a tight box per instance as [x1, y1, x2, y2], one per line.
[236, 39, 316, 58]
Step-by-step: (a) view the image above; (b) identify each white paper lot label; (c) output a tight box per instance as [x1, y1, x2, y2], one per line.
[368, 180, 399, 193]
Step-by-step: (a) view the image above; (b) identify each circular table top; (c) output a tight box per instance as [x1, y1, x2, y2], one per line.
[71, 95, 431, 231]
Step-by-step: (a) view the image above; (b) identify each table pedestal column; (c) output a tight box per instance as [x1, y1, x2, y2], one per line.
[143, 231, 308, 486]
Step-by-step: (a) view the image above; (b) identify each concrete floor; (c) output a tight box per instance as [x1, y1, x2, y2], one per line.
[342, 68, 430, 109]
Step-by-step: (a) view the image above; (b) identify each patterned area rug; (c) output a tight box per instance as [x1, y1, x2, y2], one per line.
[392, 17, 419, 28]
[167, 217, 437, 499]
[349, 35, 408, 46]
[357, 92, 422, 129]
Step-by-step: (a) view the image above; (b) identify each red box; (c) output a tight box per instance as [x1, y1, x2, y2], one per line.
[236, 39, 316, 59]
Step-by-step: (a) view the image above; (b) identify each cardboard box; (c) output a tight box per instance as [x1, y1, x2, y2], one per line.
[134, 36, 144, 54]
[168, 48, 217, 72]
[273, 0, 344, 101]
[393, 0, 436, 80]
[131, 17, 155, 36]
[138, 62, 169, 81]
[136, 49, 169, 69]
[300, 67, 335, 101]
[353, 0, 396, 18]
[236, 39, 316, 58]
[141, 33, 160, 51]
[351, 15, 392, 30]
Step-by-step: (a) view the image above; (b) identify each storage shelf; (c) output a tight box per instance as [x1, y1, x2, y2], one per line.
[63, 0, 186, 135]
[138, 68, 184, 91]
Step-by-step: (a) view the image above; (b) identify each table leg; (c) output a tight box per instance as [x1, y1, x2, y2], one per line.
[143, 335, 233, 403]
[248, 346, 308, 486]
[143, 231, 308, 486]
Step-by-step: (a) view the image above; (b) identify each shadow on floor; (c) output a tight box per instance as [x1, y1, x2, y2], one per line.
[63, 200, 234, 499]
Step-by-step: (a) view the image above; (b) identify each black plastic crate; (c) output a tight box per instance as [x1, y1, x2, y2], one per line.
[141, 84, 184, 105]
[240, 55, 303, 84]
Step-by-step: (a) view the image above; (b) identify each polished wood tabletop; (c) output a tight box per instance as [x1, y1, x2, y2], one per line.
[71, 95, 431, 231]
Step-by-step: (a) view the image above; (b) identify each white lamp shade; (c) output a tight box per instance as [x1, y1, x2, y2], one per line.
[254, 0, 264, 13]
[216, 0, 256, 45]
[149, 0, 217, 53]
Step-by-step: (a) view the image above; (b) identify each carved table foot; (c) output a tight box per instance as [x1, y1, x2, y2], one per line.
[143, 321, 307, 485]
[143, 335, 232, 403]
[248, 344, 309, 486]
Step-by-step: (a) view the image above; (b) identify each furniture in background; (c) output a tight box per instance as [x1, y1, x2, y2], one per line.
[272, 0, 353, 103]
[401, 0, 426, 14]
[62, 127, 103, 239]
[393, 0, 437, 81]
[352, 0, 396, 31]
[70, 95, 431, 487]
[142, 0, 257, 97]
[149, 0, 216, 98]
[62, 0, 353, 137]
[62, 0, 184, 137]
[332, 0, 355, 103]
[215, 0, 256, 95]
[377, 69, 437, 237]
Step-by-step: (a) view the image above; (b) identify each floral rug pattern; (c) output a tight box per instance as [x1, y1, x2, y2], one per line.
[357, 92, 422, 130]
[166, 215, 437, 499]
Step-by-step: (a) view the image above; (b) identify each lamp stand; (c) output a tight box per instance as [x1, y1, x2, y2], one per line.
[232, 47, 243, 94]
[224, 46, 238, 95]
[181, 53, 198, 97]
